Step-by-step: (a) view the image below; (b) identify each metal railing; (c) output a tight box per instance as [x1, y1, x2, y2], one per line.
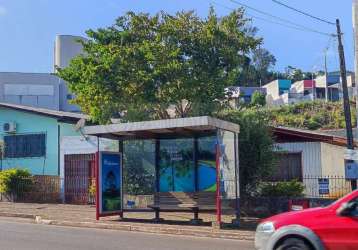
[0, 176, 96, 204]
[302, 175, 352, 199]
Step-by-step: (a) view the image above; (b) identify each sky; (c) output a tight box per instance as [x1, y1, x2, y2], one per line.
[0, 0, 355, 73]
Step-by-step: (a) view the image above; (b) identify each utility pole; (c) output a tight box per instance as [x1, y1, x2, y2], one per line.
[336, 19, 357, 190]
[353, 0, 358, 141]
[324, 50, 329, 102]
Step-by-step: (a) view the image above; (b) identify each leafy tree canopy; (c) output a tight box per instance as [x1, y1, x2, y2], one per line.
[217, 108, 277, 197]
[58, 8, 262, 123]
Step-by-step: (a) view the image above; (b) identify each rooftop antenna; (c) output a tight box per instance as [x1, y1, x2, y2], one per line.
[75, 118, 88, 140]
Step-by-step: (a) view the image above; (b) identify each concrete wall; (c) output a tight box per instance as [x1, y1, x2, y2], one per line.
[0, 72, 60, 110]
[53, 35, 85, 112]
[264, 80, 292, 106]
[59, 79, 80, 112]
[0, 72, 80, 112]
[264, 80, 280, 106]
[320, 143, 346, 176]
[320, 143, 351, 198]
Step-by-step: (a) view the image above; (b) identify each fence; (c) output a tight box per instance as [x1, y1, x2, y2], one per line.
[302, 175, 353, 199]
[0, 175, 96, 204]
[0, 175, 354, 206]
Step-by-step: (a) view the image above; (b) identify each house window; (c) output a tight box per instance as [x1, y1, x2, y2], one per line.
[269, 152, 303, 181]
[4, 133, 46, 158]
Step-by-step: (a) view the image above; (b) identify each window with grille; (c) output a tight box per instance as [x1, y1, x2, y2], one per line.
[4, 133, 46, 158]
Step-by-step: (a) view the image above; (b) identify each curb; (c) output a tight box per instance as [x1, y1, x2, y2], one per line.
[0, 212, 36, 219]
[35, 217, 255, 241]
[0, 213, 254, 241]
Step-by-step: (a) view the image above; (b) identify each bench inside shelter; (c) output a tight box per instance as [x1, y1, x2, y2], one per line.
[148, 191, 219, 223]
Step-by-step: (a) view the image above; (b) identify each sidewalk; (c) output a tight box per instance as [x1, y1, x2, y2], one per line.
[0, 202, 257, 241]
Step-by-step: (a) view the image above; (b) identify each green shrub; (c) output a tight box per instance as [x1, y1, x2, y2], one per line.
[0, 168, 33, 195]
[259, 180, 305, 197]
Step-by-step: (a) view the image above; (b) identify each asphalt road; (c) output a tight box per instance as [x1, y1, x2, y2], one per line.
[0, 218, 254, 250]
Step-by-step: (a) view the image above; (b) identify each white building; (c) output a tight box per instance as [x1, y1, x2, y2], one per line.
[273, 127, 353, 198]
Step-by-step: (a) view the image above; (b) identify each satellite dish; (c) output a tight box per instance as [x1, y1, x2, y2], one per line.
[75, 118, 86, 132]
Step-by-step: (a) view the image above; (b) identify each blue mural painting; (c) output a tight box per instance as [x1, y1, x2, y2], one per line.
[159, 136, 217, 193]
[198, 136, 217, 192]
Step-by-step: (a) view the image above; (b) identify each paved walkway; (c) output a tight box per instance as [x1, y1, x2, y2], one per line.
[0, 202, 257, 240]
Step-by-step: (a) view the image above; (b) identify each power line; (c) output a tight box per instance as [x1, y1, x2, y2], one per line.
[272, 0, 335, 26]
[211, 1, 320, 35]
[228, 0, 335, 37]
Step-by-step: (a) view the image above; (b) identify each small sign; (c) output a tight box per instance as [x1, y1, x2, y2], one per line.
[318, 178, 329, 195]
[345, 161, 358, 180]
[97, 152, 122, 218]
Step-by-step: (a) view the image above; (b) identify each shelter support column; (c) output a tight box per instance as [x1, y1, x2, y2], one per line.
[216, 129, 240, 228]
[95, 136, 100, 220]
[232, 132, 240, 226]
[215, 135, 222, 225]
[153, 139, 163, 222]
[118, 139, 124, 219]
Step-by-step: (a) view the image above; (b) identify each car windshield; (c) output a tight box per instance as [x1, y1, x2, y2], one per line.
[350, 198, 358, 217]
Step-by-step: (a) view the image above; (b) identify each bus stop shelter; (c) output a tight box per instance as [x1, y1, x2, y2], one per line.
[83, 116, 240, 225]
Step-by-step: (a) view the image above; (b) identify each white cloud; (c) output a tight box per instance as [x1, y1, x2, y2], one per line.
[0, 6, 7, 16]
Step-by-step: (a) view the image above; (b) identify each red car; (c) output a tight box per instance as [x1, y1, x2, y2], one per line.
[255, 190, 358, 250]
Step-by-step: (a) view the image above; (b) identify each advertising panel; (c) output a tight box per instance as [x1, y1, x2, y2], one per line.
[96, 152, 122, 218]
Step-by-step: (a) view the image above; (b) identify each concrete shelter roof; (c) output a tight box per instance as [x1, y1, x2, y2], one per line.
[83, 116, 240, 140]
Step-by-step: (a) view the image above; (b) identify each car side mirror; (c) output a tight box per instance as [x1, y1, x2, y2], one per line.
[337, 202, 355, 216]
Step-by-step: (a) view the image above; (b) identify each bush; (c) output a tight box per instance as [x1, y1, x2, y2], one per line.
[250, 91, 266, 107]
[259, 180, 305, 198]
[0, 169, 33, 196]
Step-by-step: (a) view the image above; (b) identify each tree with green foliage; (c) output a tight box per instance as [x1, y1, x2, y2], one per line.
[123, 141, 155, 195]
[252, 48, 276, 85]
[250, 91, 266, 107]
[58, 8, 262, 123]
[218, 108, 277, 197]
[283, 65, 319, 82]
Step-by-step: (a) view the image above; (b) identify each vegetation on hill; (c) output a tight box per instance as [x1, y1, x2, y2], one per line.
[268, 101, 356, 130]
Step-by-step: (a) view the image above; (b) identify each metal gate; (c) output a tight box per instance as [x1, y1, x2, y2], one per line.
[64, 154, 96, 204]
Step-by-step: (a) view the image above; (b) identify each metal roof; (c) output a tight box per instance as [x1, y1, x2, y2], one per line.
[273, 126, 355, 147]
[0, 102, 89, 122]
[83, 116, 240, 140]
